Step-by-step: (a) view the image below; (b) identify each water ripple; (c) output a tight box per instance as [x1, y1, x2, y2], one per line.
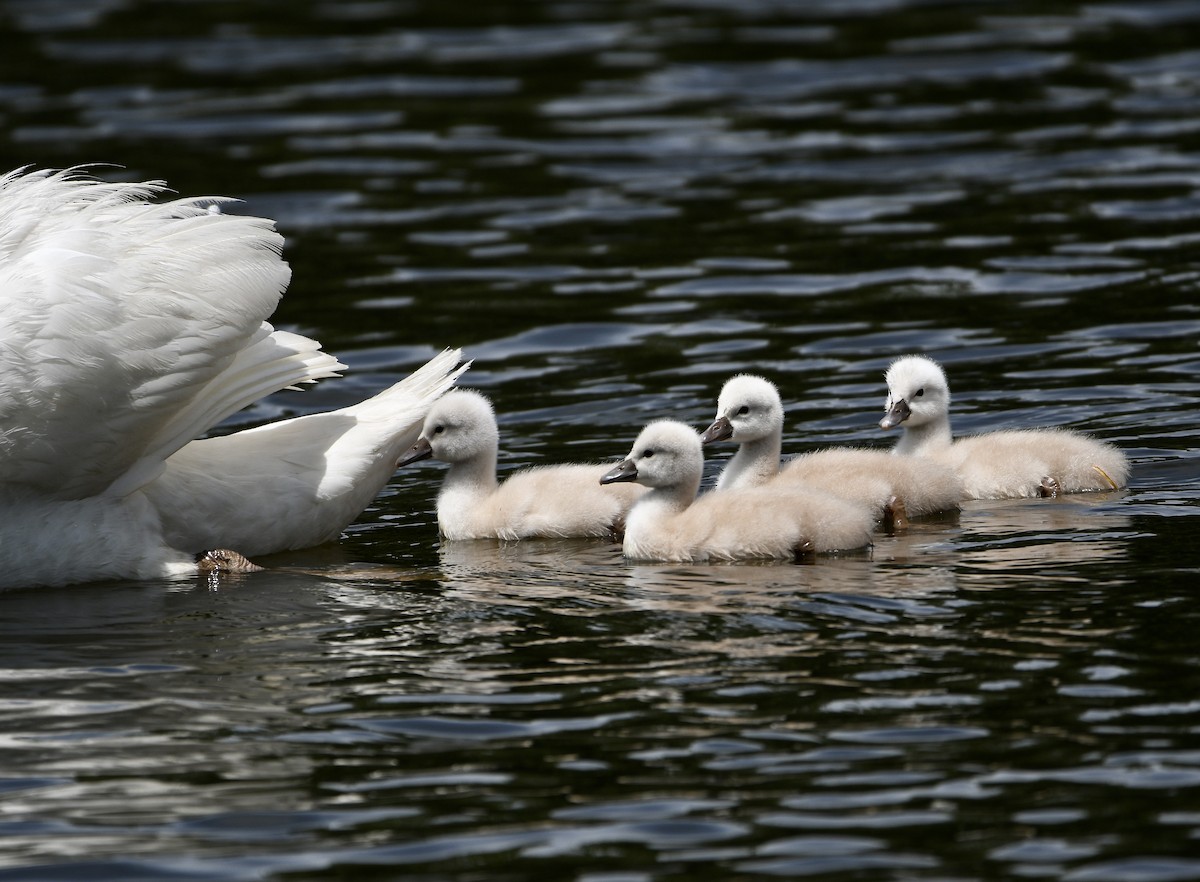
[3, 0, 1200, 879]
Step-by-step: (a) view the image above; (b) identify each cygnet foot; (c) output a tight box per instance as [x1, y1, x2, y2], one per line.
[883, 495, 910, 532]
[610, 515, 627, 543]
[793, 538, 816, 563]
[1092, 464, 1120, 490]
[1038, 476, 1061, 499]
[195, 549, 264, 574]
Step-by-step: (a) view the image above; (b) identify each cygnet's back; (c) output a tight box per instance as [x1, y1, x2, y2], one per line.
[879, 355, 1129, 498]
[399, 389, 643, 540]
[940, 429, 1128, 500]
[701, 374, 962, 519]
[781, 448, 963, 518]
[602, 420, 874, 563]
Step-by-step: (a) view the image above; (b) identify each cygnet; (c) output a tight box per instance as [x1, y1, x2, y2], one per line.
[398, 389, 644, 540]
[879, 355, 1129, 499]
[601, 420, 874, 562]
[701, 374, 962, 526]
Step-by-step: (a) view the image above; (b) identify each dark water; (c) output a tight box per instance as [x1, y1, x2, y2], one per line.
[3, 0, 1200, 879]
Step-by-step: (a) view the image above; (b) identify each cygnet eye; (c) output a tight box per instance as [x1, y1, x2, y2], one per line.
[915, 388, 925, 398]
[433, 425, 446, 435]
[642, 449, 655, 459]
[737, 405, 750, 416]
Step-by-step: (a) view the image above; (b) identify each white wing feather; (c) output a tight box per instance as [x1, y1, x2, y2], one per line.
[0, 167, 340, 500]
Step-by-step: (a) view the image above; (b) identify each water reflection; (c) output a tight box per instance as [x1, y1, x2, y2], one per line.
[953, 494, 1138, 580]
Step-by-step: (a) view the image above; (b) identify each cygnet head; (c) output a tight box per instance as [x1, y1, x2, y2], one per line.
[880, 355, 951, 431]
[700, 374, 783, 445]
[601, 420, 703, 494]
[397, 389, 499, 467]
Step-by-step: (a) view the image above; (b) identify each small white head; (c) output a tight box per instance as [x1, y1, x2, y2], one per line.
[880, 355, 951, 431]
[397, 389, 499, 467]
[601, 420, 704, 496]
[700, 374, 784, 445]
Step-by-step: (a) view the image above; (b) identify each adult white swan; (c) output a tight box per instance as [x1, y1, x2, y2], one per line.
[0, 167, 464, 590]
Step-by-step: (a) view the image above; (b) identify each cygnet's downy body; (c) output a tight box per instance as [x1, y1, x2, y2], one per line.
[601, 420, 874, 563]
[879, 355, 1129, 499]
[701, 374, 962, 524]
[399, 390, 644, 540]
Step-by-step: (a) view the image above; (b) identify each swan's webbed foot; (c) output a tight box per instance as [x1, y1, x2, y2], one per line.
[195, 549, 264, 574]
[883, 495, 910, 532]
[1039, 476, 1061, 498]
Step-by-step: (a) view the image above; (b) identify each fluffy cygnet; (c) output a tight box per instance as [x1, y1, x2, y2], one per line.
[701, 374, 962, 524]
[600, 420, 874, 563]
[880, 355, 1130, 499]
[398, 389, 644, 540]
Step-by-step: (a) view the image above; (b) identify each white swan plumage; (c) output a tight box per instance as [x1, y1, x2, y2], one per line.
[397, 389, 645, 540]
[601, 419, 874, 562]
[701, 374, 962, 523]
[0, 167, 465, 590]
[879, 354, 1129, 499]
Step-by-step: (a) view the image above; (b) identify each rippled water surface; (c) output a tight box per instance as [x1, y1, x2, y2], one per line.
[3, 0, 1200, 879]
